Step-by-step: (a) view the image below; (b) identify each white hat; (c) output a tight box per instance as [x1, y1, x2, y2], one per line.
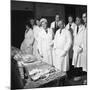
[40, 18, 47, 24]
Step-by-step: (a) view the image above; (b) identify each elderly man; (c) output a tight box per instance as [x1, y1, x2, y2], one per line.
[52, 20, 72, 72]
[38, 18, 53, 65]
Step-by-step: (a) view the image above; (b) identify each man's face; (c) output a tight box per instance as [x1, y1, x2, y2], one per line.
[55, 15, 60, 22]
[58, 21, 64, 29]
[75, 17, 81, 26]
[30, 19, 34, 26]
[42, 22, 47, 29]
[82, 13, 87, 23]
[36, 20, 40, 26]
[68, 16, 73, 23]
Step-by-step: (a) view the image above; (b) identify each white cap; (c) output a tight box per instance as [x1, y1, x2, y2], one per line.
[40, 18, 47, 24]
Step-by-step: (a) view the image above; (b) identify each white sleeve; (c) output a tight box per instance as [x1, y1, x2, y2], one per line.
[65, 24, 68, 30]
[50, 22, 54, 29]
[53, 30, 59, 49]
[64, 30, 72, 52]
[37, 32, 42, 55]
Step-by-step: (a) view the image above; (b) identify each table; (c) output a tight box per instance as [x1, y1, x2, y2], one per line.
[11, 46, 67, 89]
[22, 60, 66, 88]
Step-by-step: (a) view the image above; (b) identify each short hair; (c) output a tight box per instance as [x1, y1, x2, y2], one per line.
[76, 16, 81, 19]
[55, 13, 60, 17]
[25, 19, 34, 29]
[68, 15, 73, 18]
[58, 19, 65, 25]
[35, 17, 40, 21]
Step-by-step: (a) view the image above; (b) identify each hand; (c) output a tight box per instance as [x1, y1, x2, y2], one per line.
[77, 46, 83, 54]
[74, 46, 83, 54]
[79, 47, 83, 53]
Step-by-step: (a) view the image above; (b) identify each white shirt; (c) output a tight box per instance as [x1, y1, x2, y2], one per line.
[50, 21, 57, 29]
[65, 22, 77, 36]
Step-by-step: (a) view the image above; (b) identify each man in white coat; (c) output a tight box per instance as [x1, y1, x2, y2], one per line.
[65, 16, 76, 36]
[52, 20, 72, 72]
[81, 13, 87, 72]
[81, 13, 87, 84]
[65, 16, 77, 69]
[50, 14, 60, 39]
[38, 18, 53, 65]
[72, 16, 85, 81]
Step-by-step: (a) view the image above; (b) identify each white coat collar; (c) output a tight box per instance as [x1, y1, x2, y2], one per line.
[59, 28, 65, 34]
[76, 24, 84, 34]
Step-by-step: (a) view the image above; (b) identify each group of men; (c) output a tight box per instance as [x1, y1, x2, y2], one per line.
[20, 12, 87, 82]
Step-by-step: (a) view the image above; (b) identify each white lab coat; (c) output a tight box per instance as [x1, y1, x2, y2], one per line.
[80, 27, 87, 71]
[53, 28, 72, 71]
[72, 25, 85, 68]
[20, 28, 34, 55]
[50, 21, 56, 29]
[33, 26, 42, 59]
[38, 27, 53, 65]
[65, 22, 77, 59]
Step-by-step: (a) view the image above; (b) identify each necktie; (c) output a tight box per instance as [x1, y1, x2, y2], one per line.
[55, 22, 57, 30]
[55, 22, 57, 28]
[54, 22, 57, 34]
[46, 29, 48, 33]
[77, 26, 79, 34]
[60, 29, 62, 34]
[69, 24, 71, 29]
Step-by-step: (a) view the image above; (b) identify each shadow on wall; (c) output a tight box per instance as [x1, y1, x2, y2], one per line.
[11, 10, 34, 48]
